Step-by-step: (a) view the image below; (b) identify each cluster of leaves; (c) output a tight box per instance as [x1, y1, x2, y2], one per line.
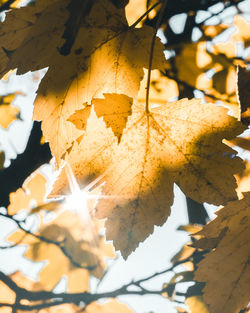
[0, 0, 250, 312]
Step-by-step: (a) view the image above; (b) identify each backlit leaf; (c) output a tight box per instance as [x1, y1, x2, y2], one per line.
[194, 193, 250, 313]
[8, 171, 47, 215]
[53, 98, 245, 258]
[32, 0, 165, 162]
[8, 210, 114, 291]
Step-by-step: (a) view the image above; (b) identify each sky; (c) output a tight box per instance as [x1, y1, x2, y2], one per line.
[0, 1, 250, 312]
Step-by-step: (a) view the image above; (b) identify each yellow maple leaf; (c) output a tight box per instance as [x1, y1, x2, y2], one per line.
[52, 97, 245, 258]
[8, 210, 114, 292]
[194, 193, 250, 313]
[93, 94, 133, 141]
[0, 0, 70, 77]
[8, 171, 47, 215]
[1, 0, 165, 163]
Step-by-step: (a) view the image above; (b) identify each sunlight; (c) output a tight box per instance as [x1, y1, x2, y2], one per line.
[63, 162, 102, 244]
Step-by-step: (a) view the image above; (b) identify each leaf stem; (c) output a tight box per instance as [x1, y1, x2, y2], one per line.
[129, 1, 161, 29]
[145, 0, 168, 114]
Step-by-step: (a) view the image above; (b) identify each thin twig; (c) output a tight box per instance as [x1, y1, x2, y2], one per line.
[0, 212, 98, 271]
[130, 1, 161, 28]
[145, 0, 168, 113]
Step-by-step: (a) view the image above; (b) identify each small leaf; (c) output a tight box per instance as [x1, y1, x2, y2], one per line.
[195, 193, 250, 313]
[93, 94, 132, 142]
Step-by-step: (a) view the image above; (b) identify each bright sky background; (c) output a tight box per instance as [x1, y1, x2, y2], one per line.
[0, 1, 250, 312]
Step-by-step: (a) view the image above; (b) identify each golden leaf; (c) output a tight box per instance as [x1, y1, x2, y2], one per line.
[8, 171, 47, 215]
[93, 94, 133, 141]
[31, 0, 165, 162]
[8, 210, 114, 292]
[53, 98, 245, 258]
[194, 193, 250, 313]
[0, 0, 70, 77]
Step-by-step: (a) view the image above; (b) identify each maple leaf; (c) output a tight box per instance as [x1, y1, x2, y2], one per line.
[194, 193, 250, 313]
[8, 171, 47, 215]
[69, 94, 133, 142]
[30, 0, 165, 162]
[8, 210, 114, 291]
[0, 0, 70, 77]
[53, 98, 245, 258]
[93, 94, 133, 141]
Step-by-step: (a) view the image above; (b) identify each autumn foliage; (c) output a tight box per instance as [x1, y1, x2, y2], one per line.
[0, 0, 250, 312]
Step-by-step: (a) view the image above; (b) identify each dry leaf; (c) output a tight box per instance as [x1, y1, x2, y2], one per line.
[93, 94, 133, 141]
[8, 210, 114, 291]
[31, 0, 165, 162]
[53, 98, 245, 258]
[8, 171, 47, 215]
[0, 0, 70, 77]
[194, 193, 250, 313]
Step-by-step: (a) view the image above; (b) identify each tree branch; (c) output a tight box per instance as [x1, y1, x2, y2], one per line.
[0, 122, 52, 208]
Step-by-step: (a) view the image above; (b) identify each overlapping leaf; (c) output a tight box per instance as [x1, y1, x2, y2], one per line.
[30, 0, 165, 161]
[8, 210, 114, 291]
[8, 171, 47, 215]
[194, 193, 250, 313]
[53, 97, 245, 258]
